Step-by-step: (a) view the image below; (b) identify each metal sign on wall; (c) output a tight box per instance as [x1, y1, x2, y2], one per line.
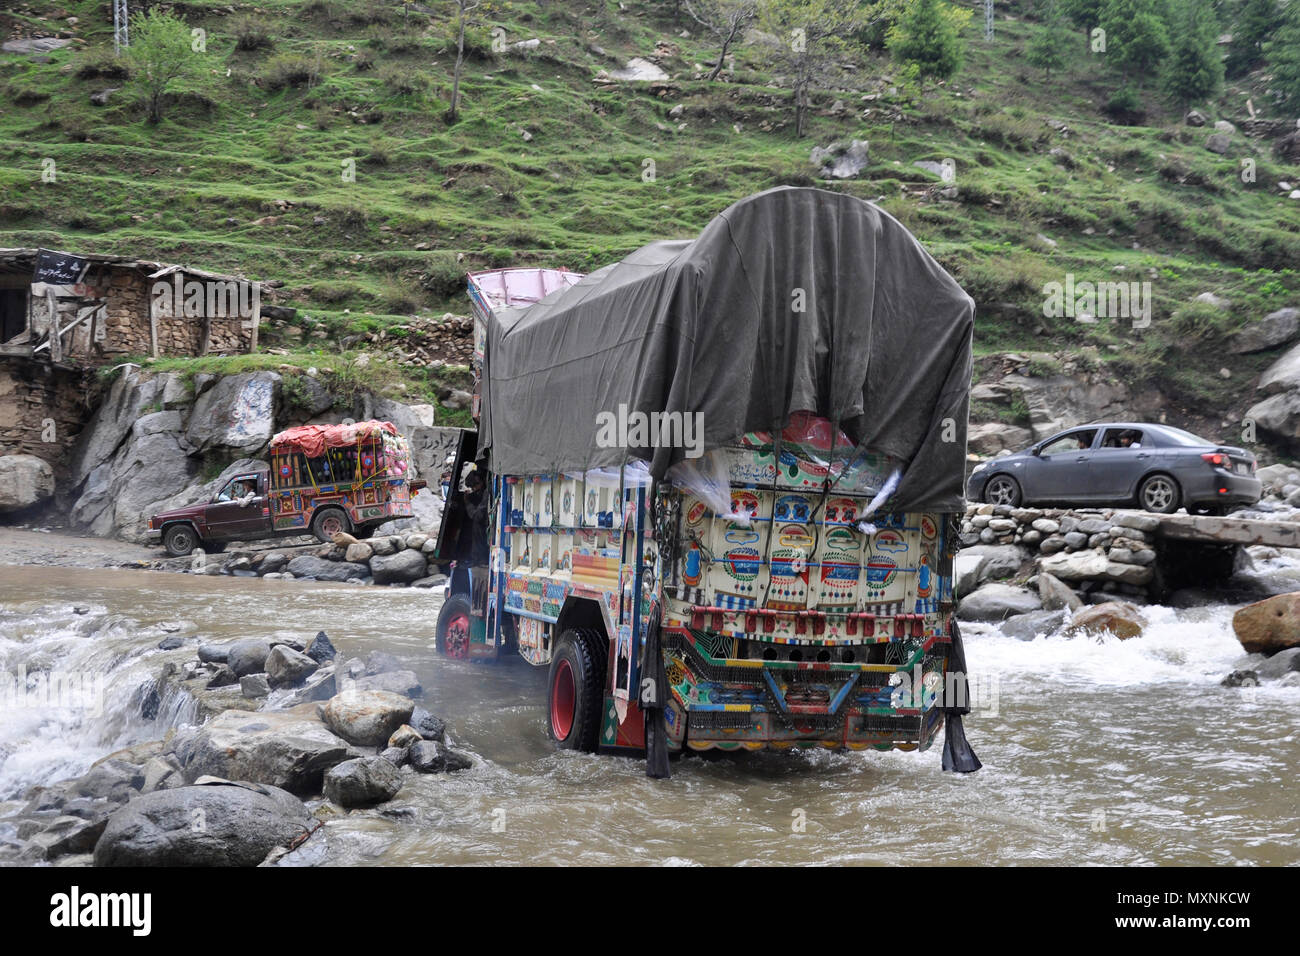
[33, 249, 90, 286]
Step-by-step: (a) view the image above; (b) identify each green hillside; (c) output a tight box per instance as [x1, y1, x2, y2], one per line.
[2, 0, 1298, 434]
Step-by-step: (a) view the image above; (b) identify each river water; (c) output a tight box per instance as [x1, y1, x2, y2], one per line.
[0, 564, 1297, 866]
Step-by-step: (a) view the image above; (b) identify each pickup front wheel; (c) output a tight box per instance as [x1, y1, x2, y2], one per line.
[163, 524, 199, 557]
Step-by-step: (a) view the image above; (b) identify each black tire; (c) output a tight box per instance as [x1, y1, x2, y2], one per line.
[310, 507, 352, 543]
[982, 474, 1022, 508]
[436, 593, 473, 659]
[1138, 473, 1180, 514]
[163, 524, 199, 557]
[548, 628, 608, 752]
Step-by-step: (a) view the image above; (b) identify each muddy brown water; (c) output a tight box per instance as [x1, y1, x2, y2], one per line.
[0, 565, 1297, 865]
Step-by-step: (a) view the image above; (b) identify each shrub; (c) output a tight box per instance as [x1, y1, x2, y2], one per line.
[232, 16, 275, 52]
[261, 53, 322, 91]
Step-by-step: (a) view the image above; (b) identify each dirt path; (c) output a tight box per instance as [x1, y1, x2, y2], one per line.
[0, 526, 322, 571]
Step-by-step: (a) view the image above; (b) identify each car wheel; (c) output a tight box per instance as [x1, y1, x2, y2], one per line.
[436, 593, 473, 659]
[310, 507, 352, 543]
[548, 627, 608, 752]
[163, 524, 199, 557]
[1138, 474, 1180, 514]
[982, 474, 1022, 507]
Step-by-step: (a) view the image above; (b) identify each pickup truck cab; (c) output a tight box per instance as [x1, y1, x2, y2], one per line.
[148, 470, 274, 556]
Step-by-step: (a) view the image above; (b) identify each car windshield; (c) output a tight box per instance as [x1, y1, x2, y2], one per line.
[1159, 426, 1213, 446]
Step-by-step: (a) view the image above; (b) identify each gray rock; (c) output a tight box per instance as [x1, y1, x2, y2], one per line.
[206, 666, 238, 689]
[409, 707, 447, 743]
[197, 642, 230, 664]
[369, 549, 428, 585]
[259, 551, 289, 573]
[387, 725, 423, 749]
[1036, 571, 1083, 611]
[226, 638, 273, 677]
[1000, 609, 1067, 641]
[157, 635, 184, 650]
[1039, 535, 1067, 555]
[323, 756, 404, 807]
[1256, 647, 1300, 680]
[957, 584, 1043, 622]
[1113, 512, 1160, 533]
[379, 747, 408, 767]
[0, 454, 56, 513]
[810, 139, 870, 179]
[959, 544, 1024, 582]
[369, 536, 398, 556]
[141, 755, 184, 793]
[184, 371, 281, 456]
[174, 707, 355, 795]
[1221, 669, 1259, 687]
[1075, 518, 1111, 535]
[285, 555, 370, 582]
[408, 740, 473, 774]
[1063, 531, 1089, 550]
[320, 690, 414, 747]
[27, 814, 107, 859]
[240, 673, 271, 699]
[266, 645, 319, 688]
[1230, 307, 1300, 354]
[1206, 132, 1232, 154]
[72, 760, 143, 803]
[305, 631, 337, 663]
[365, 650, 404, 675]
[1038, 548, 1109, 580]
[281, 666, 338, 707]
[953, 553, 986, 599]
[93, 782, 314, 867]
[350, 670, 422, 697]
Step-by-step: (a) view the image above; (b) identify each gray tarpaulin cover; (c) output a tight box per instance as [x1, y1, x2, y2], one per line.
[478, 186, 974, 512]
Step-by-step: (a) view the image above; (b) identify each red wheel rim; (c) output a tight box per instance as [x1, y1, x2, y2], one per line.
[550, 658, 575, 741]
[444, 612, 470, 660]
[320, 514, 344, 537]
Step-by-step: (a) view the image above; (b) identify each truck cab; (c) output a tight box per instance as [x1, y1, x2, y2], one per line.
[148, 469, 271, 556]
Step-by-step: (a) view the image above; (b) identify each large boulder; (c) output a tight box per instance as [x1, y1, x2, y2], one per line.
[285, 555, 370, 582]
[1230, 307, 1300, 354]
[184, 371, 281, 455]
[967, 422, 1033, 456]
[320, 690, 414, 747]
[1256, 341, 1300, 395]
[810, 139, 870, 179]
[350, 670, 422, 697]
[0, 454, 55, 512]
[93, 782, 314, 867]
[1245, 391, 1300, 443]
[958, 544, 1024, 582]
[1000, 609, 1067, 641]
[173, 706, 355, 795]
[1233, 592, 1300, 654]
[957, 584, 1043, 622]
[369, 549, 427, 584]
[1064, 601, 1146, 640]
[322, 756, 404, 807]
[953, 553, 986, 599]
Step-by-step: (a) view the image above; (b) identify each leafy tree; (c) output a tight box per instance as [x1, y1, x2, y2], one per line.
[1099, 0, 1169, 87]
[1266, 0, 1300, 111]
[756, 0, 868, 137]
[1226, 0, 1278, 78]
[124, 9, 208, 124]
[1161, 0, 1222, 108]
[1059, 0, 1104, 27]
[1026, 0, 1076, 78]
[887, 0, 969, 89]
[685, 0, 759, 80]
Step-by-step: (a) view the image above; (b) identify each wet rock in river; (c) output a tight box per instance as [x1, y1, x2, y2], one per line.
[1221, 670, 1260, 687]
[957, 583, 1043, 622]
[387, 725, 422, 749]
[305, 631, 337, 663]
[280, 666, 337, 707]
[1233, 592, 1300, 654]
[409, 707, 447, 743]
[1035, 571, 1083, 612]
[174, 706, 356, 795]
[285, 555, 370, 582]
[226, 638, 273, 677]
[320, 690, 414, 747]
[266, 645, 319, 688]
[323, 756, 404, 807]
[408, 740, 473, 774]
[365, 650, 404, 675]
[259, 551, 289, 574]
[350, 670, 422, 697]
[94, 782, 314, 867]
[369, 548, 428, 585]
[157, 636, 184, 650]
[1063, 601, 1146, 640]
[1255, 647, 1300, 680]
[197, 642, 230, 664]
[1000, 609, 1067, 641]
[206, 665, 238, 688]
[241, 673, 271, 699]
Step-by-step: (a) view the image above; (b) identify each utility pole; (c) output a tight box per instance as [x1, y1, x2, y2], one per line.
[113, 0, 130, 55]
[985, 0, 994, 42]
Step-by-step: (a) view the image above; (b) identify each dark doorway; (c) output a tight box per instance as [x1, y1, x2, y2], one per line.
[0, 288, 27, 342]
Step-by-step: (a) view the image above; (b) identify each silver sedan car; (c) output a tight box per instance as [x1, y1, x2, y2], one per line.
[966, 422, 1261, 514]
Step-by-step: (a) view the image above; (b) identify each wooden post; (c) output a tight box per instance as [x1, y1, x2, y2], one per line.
[200, 313, 211, 356]
[246, 287, 260, 358]
[149, 289, 159, 358]
[46, 288, 61, 363]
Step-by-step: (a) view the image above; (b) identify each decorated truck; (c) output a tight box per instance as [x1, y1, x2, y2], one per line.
[149, 419, 425, 555]
[435, 187, 980, 776]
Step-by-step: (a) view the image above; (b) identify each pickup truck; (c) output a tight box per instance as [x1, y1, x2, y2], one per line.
[147, 420, 426, 556]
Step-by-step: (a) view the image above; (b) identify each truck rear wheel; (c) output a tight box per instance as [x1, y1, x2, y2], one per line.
[548, 628, 607, 752]
[436, 593, 473, 660]
[310, 507, 351, 543]
[163, 524, 199, 557]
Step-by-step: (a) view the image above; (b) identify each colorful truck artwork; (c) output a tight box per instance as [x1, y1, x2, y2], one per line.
[434, 187, 981, 776]
[149, 420, 427, 556]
